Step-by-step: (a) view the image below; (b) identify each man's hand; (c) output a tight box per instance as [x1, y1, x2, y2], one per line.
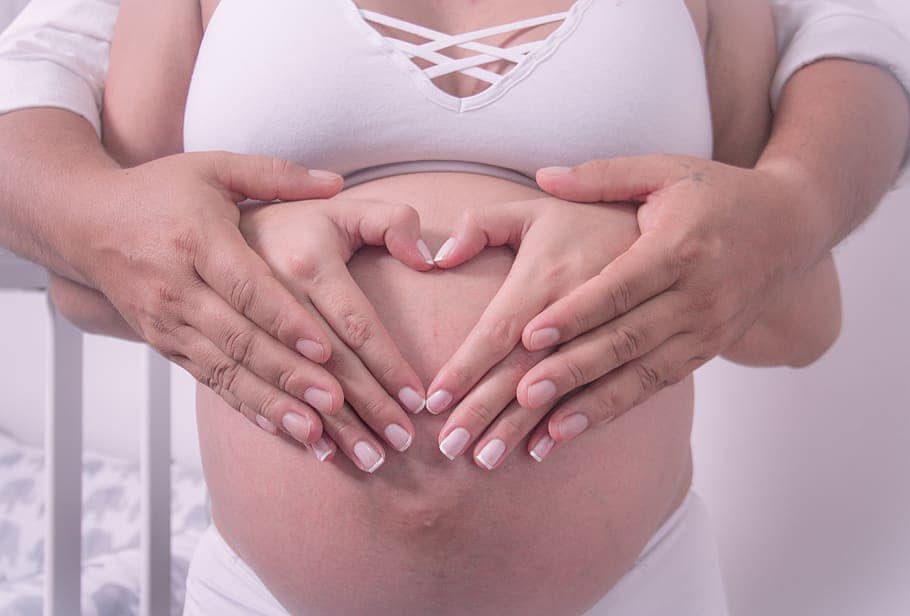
[512, 156, 823, 458]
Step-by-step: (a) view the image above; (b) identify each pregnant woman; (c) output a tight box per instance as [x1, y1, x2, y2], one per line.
[47, 0, 843, 614]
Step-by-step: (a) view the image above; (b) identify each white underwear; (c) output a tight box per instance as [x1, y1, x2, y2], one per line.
[183, 490, 729, 616]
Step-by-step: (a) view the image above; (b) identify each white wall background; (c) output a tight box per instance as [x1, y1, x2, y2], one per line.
[0, 1, 908, 614]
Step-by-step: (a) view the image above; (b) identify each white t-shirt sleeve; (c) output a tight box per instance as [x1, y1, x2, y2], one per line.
[771, 0, 910, 180]
[0, 0, 119, 136]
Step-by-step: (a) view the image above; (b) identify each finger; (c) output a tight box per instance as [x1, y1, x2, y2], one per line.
[517, 292, 687, 409]
[432, 202, 531, 268]
[437, 345, 548, 461]
[471, 396, 556, 471]
[335, 200, 436, 271]
[167, 325, 325, 446]
[545, 333, 705, 443]
[426, 258, 549, 414]
[536, 155, 688, 203]
[187, 285, 345, 415]
[193, 221, 332, 363]
[526, 420, 560, 463]
[319, 326, 417, 453]
[523, 233, 679, 351]
[319, 403, 387, 474]
[308, 259, 427, 414]
[202, 152, 344, 202]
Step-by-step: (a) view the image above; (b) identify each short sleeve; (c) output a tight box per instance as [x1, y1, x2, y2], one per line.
[0, 0, 119, 136]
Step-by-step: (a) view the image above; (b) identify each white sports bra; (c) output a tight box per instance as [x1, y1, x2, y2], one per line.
[184, 0, 713, 188]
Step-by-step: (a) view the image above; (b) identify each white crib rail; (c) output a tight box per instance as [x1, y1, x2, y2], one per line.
[0, 247, 173, 616]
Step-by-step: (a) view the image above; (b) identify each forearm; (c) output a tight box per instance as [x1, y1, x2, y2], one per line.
[0, 108, 119, 286]
[48, 272, 140, 341]
[758, 59, 909, 274]
[722, 253, 841, 367]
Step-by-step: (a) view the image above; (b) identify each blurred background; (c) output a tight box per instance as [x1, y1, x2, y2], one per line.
[0, 1, 908, 614]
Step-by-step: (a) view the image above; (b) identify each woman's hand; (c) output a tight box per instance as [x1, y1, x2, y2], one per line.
[427, 197, 639, 469]
[240, 197, 435, 473]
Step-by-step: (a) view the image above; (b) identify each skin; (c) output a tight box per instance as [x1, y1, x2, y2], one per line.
[41, 1, 844, 614]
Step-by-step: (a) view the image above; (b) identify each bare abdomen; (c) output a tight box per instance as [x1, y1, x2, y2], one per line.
[196, 173, 695, 616]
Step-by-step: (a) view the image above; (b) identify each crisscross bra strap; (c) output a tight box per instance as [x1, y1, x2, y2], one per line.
[359, 9, 570, 85]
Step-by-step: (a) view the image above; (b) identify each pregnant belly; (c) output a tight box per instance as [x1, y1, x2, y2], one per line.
[196, 173, 695, 616]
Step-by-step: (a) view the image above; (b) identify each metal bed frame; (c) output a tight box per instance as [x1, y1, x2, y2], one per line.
[0, 247, 173, 616]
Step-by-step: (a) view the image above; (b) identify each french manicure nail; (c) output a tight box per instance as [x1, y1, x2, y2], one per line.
[476, 439, 506, 470]
[528, 327, 560, 350]
[296, 339, 327, 362]
[308, 168, 342, 181]
[434, 237, 457, 262]
[282, 413, 312, 443]
[538, 166, 572, 177]
[256, 415, 278, 434]
[526, 379, 557, 408]
[303, 387, 334, 414]
[398, 387, 426, 413]
[354, 441, 385, 473]
[311, 437, 333, 461]
[530, 435, 556, 462]
[417, 239, 435, 265]
[559, 413, 590, 440]
[439, 427, 470, 460]
[426, 390, 453, 414]
[384, 424, 413, 452]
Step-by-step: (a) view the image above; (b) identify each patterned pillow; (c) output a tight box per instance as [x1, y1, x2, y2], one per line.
[0, 429, 210, 615]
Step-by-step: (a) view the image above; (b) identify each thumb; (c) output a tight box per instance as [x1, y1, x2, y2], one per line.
[536, 155, 687, 203]
[202, 152, 344, 202]
[433, 201, 534, 269]
[334, 200, 435, 272]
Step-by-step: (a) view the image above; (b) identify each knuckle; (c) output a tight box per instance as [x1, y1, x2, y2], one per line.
[223, 325, 257, 365]
[479, 317, 519, 351]
[329, 416, 361, 444]
[390, 204, 418, 225]
[343, 312, 375, 350]
[610, 325, 643, 364]
[634, 360, 662, 393]
[172, 227, 203, 260]
[205, 358, 242, 397]
[590, 387, 620, 422]
[228, 276, 258, 316]
[556, 356, 588, 389]
[462, 399, 497, 426]
[669, 237, 704, 274]
[447, 363, 474, 389]
[607, 279, 634, 316]
[256, 389, 283, 418]
[493, 415, 526, 440]
[355, 396, 386, 421]
[285, 252, 321, 282]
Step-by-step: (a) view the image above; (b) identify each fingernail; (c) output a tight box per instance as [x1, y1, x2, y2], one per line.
[439, 427, 470, 460]
[528, 327, 560, 350]
[476, 439, 506, 470]
[538, 166, 572, 177]
[296, 339, 327, 362]
[417, 239, 435, 265]
[530, 434, 556, 462]
[434, 237, 456, 262]
[426, 390, 453, 414]
[384, 423, 413, 452]
[559, 413, 589, 440]
[526, 379, 557, 408]
[354, 441, 385, 473]
[398, 387, 426, 413]
[308, 168, 342, 181]
[282, 413, 312, 443]
[256, 414, 278, 434]
[303, 387, 334, 414]
[311, 437, 333, 461]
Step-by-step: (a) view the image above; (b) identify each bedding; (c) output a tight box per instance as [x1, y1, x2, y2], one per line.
[0, 428, 209, 615]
